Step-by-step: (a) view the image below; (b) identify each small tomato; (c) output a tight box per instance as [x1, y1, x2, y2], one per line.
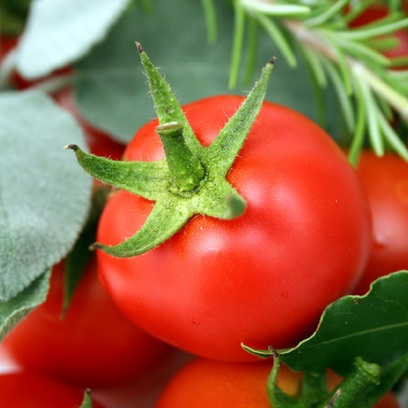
[3, 257, 173, 388]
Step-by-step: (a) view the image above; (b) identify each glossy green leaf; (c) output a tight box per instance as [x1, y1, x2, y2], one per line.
[279, 271, 408, 376]
[0, 91, 91, 301]
[16, 0, 131, 78]
[0, 270, 50, 342]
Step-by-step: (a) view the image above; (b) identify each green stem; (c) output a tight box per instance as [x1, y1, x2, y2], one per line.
[156, 122, 206, 197]
[229, 0, 246, 89]
[201, 0, 217, 43]
[322, 357, 381, 408]
[358, 65, 408, 121]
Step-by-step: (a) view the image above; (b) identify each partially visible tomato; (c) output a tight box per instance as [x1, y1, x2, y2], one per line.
[156, 358, 399, 408]
[53, 88, 125, 160]
[0, 371, 104, 408]
[156, 358, 301, 408]
[3, 257, 173, 388]
[96, 95, 372, 361]
[353, 151, 408, 295]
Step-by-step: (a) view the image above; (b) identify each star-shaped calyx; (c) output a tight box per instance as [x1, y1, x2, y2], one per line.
[66, 43, 276, 258]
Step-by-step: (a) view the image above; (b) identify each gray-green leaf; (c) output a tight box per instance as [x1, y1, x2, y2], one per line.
[16, 0, 131, 78]
[0, 91, 91, 301]
[0, 270, 50, 342]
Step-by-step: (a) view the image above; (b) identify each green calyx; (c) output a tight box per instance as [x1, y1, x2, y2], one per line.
[67, 43, 275, 258]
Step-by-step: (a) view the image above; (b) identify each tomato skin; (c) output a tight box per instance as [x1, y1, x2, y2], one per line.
[0, 371, 105, 408]
[96, 96, 372, 361]
[156, 358, 301, 408]
[353, 151, 408, 295]
[3, 257, 173, 388]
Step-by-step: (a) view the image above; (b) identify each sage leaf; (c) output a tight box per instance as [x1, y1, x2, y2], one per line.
[0, 91, 91, 301]
[16, 0, 131, 78]
[0, 270, 50, 341]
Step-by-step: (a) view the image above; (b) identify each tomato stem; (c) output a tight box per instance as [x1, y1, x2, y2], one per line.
[156, 121, 206, 197]
[323, 357, 381, 408]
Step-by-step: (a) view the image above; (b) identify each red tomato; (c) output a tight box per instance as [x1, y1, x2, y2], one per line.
[156, 358, 399, 408]
[156, 358, 301, 408]
[96, 96, 372, 361]
[0, 371, 104, 408]
[3, 257, 173, 388]
[353, 151, 408, 295]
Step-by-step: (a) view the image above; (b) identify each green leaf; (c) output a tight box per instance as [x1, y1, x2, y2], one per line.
[74, 0, 341, 144]
[15, 0, 131, 79]
[0, 270, 50, 342]
[278, 271, 408, 376]
[62, 187, 108, 313]
[0, 91, 92, 301]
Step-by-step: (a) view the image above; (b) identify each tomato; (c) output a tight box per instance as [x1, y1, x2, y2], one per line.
[0, 371, 104, 408]
[156, 358, 301, 408]
[3, 257, 173, 388]
[156, 358, 399, 408]
[352, 151, 408, 295]
[96, 95, 372, 361]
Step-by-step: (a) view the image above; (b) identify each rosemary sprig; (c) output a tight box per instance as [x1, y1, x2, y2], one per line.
[212, 0, 408, 163]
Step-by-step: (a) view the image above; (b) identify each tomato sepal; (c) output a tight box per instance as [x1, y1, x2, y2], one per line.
[68, 44, 276, 258]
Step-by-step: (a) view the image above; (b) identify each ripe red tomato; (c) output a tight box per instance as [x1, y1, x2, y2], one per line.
[0, 371, 104, 408]
[156, 358, 301, 408]
[156, 358, 398, 408]
[156, 358, 399, 408]
[3, 257, 173, 388]
[353, 151, 408, 295]
[96, 95, 372, 361]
